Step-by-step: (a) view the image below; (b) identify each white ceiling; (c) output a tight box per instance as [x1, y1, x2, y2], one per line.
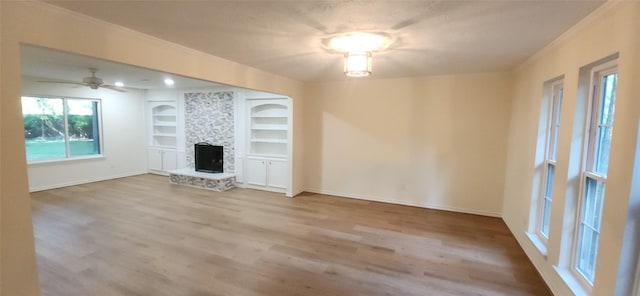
[35, 0, 605, 83]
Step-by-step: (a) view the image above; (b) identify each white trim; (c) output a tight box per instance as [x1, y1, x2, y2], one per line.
[285, 190, 304, 197]
[306, 188, 501, 217]
[28, 171, 148, 192]
[569, 60, 618, 290]
[534, 78, 564, 244]
[555, 266, 590, 296]
[526, 231, 548, 257]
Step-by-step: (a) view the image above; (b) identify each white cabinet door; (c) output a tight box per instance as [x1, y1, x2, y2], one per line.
[148, 147, 163, 171]
[148, 147, 176, 173]
[246, 157, 267, 186]
[266, 159, 288, 190]
[162, 149, 177, 171]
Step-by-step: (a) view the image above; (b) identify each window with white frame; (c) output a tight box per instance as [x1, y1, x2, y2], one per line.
[22, 96, 102, 162]
[537, 79, 564, 241]
[573, 61, 618, 284]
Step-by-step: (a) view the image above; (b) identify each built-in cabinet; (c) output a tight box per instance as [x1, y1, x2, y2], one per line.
[148, 100, 178, 175]
[245, 157, 288, 191]
[245, 99, 289, 193]
[148, 147, 177, 172]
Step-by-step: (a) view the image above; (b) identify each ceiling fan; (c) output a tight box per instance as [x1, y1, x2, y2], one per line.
[38, 68, 127, 92]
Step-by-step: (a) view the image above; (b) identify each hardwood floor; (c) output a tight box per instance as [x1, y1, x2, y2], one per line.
[31, 174, 550, 296]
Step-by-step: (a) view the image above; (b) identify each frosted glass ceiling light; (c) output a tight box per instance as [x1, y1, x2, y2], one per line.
[344, 52, 372, 77]
[328, 33, 389, 78]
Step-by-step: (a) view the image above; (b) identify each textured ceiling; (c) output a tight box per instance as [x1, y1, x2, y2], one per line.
[43, 0, 605, 82]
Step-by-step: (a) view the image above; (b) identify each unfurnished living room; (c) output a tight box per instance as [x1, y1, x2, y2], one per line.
[1, 1, 640, 296]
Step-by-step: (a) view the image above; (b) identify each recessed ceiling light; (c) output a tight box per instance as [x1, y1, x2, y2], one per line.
[164, 78, 175, 86]
[114, 81, 124, 87]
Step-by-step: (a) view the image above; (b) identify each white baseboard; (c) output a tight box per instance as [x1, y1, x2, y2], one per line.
[29, 171, 148, 192]
[287, 189, 304, 198]
[305, 188, 502, 217]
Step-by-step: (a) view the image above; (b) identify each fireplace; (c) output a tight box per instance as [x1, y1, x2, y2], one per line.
[194, 143, 223, 173]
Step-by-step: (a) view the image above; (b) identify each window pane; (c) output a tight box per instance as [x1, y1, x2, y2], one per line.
[67, 100, 101, 157]
[582, 178, 605, 230]
[550, 88, 563, 160]
[541, 198, 551, 237]
[22, 97, 66, 161]
[593, 73, 617, 175]
[544, 164, 555, 198]
[577, 225, 598, 282]
[541, 164, 554, 238]
[576, 177, 605, 283]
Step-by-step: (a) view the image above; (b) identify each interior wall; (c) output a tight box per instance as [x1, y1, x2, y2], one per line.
[0, 2, 304, 295]
[502, 2, 640, 295]
[304, 73, 512, 216]
[22, 77, 148, 191]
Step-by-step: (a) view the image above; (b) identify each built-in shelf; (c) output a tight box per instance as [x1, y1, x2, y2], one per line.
[248, 100, 288, 158]
[153, 122, 177, 127]
[251, 114, 286, 118]
[150, 102, 178, 149]
[251, 124, 287, 130]
[250, 139, 287, 144]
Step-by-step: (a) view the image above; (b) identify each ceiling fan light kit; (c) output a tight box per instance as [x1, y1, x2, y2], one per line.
[327, 32, 391, 78]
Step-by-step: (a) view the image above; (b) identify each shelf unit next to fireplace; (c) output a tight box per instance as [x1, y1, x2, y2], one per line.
[245, 98, 289, 193]
[248, 100, 288, 157]
[148, 100, 178, 174]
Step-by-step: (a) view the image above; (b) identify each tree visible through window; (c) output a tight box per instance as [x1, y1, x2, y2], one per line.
[22, 96, 101, 162]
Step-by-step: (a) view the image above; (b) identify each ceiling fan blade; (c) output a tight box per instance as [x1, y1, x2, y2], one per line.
[37, 80, 86, 86]
[101, 85, 128, 92]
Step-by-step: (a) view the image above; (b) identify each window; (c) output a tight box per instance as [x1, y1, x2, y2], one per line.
[538, 80, 564, 240]
[22, 96, 102, 162]
[573, 62, 618, 284]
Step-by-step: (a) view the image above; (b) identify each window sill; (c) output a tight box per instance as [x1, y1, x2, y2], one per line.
[526, 231, 548, 257]
[554, 266, 591, 296]
[27, 155, 105, 166]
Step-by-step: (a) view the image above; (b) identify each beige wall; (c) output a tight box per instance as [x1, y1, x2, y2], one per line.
[502, 2, 640, 295]
[304, 73, 512, 216]
[4, 1, 640, 295]
[0, 2, 304, 295]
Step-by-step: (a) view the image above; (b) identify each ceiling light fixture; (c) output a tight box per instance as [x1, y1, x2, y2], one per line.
[327, 32, 391, 78]
[344, 52, 372, 77]
[114, 81, 124, 87]
[164, 78, 175, 86]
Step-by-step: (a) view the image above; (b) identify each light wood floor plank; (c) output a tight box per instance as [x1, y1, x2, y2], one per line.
[31, 174, 550, 296]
